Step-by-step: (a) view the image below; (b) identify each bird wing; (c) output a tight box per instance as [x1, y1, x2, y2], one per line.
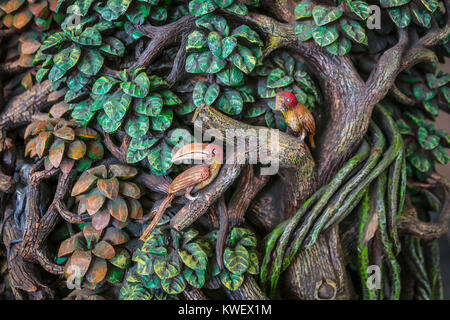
[168, 164, 210, 194]
[296, 104, 316, 136]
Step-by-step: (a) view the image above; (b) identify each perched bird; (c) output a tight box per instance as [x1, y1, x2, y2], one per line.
[140, 143, 223, 241]
[275, 91, 316, 149]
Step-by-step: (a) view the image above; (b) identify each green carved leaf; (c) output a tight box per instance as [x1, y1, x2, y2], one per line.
[225, 2, 248, 16]
[160, 90, 182, 106]
[325, 37, 352, 55]
[53, 44, 81, 71]
[420, 0, 438, 12]
[312, 5, 343, 26]
[388, 7, 411, 28]
[150, 109, 173, 132]
[219, 270, 244, 291]
[135, 94, 163, 116]
[432, 146, 450, 165]
[103, 91, 132, 122]
[295, 0, 313, 20]
[223, 244, 249, 275]
[97, 112, 121, 133]
[227, 44, 257, 74]
[185, 52, 227, 74]
[77, 49, 104, 76]
[160, 275, 186, 294]
[121, 72, 150, 98]
[295, 20, 314, 42]
[186, 30, 208, 52]
[40, 32, 68, 52]
[100, 37, 125, 56]
[417, 127, 440, 150]
[107, 0, 132, 16]
[346, 0, 370, 20]
[231, 25, 263, 46]
[267, 68, 294, 88]
[396, 119, 414, 135]
[183, 268, 205, 288]
[189, 0, 217, 17]
[426, 73, 450, 89]
[150, 7, 167, 22]
[72, 101, 95, 126]
[208, 32, 237, 59]
[217, 65, 244, 86]
[216, 88, 243, 115]
[411, 6, 431, 28]
[178, 242, 208, 270]
[244, 104, 266, 118]
[423, 100, 439, 117]
[213, 0, 233, 8]
[193, 81, 208, 107]
[379, 0, 410, 8]
[147, 142, 172, 175]
[153, 259, 181, 279]
[125, 115, 149, 138]
[67, 73, 90, 93]
[410, 154, 432, 173]
[129, 135, 159, 151]
[72, 27, 102, 46]
[92, 76, 119, 95]
[126, 3, 151, 25]
[196, 13, 229, 36]
[340, 19, 368, 45]
[230, 227, 257, 247]
[312, 24, 339, 47]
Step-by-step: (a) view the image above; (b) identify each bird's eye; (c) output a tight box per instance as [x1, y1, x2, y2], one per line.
[287, 98, 291, 102]
[212, 149, 217, 155]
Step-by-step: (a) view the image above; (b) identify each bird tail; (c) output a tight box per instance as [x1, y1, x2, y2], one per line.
[309, 135, 315, 149]
[140, 194, 175, 242]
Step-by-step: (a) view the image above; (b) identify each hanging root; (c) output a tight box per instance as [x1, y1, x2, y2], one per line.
[260, 105, 405, 298]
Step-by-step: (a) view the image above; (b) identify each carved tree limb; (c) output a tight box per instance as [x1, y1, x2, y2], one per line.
[398, 175, 450, 241]
[0, 80, 52, 130]
[133, 15, 196, 70]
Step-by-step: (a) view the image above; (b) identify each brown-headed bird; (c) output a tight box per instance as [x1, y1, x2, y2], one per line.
[140, 143, 223, 241]
[275, 91, 316, 149]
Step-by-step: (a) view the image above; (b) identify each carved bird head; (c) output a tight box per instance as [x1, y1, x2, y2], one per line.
[275, 91, 298, 117]
[172, 143, 223, 165]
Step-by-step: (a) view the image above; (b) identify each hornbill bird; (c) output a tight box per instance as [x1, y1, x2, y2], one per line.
[140, 142, 223, 241]
[275, 91, 316, 149]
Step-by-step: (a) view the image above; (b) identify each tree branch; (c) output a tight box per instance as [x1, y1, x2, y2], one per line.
[132, 15, 196, 70]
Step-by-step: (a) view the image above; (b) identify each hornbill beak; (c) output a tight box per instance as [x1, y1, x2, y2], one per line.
[172, 143, 214, 164]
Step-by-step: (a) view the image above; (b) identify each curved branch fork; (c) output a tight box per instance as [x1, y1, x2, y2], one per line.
[19, 161, 81, 276]
[398, 174, 450, 241]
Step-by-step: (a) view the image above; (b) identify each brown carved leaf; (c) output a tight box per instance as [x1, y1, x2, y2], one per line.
[75, 127, 100, 140]
[107, 196, 128, 222]
[65, 249, 92, 279]
[127, 198, 143, 219]
[84, 257, 108, 285]
[53, 126, 75, 141]
[92, 240, 115, 259]
[85, 189, 106, 215]
[35, 131, 52, 158]
[48, 138, 65, 168]
[109, 164, 138, 179]
[119, 181, 141, 199]
[97, 177, 119, 200]
[91, 209, 111, 231]
[71, 172, 98, 197]
[66, 140, 87, 160]
[103, 227, 129, 245]
[58, 233, 84, 257]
